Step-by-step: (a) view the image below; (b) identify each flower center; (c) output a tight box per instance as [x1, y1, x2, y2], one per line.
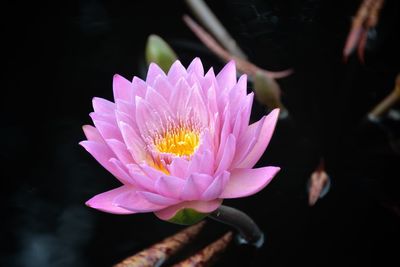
[154, 126, 200, 157]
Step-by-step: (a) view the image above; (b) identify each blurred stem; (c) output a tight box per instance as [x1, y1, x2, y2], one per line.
[368, 74, 400, 120]
[209, 205, 264, 248]
[184, 0, 247, 59]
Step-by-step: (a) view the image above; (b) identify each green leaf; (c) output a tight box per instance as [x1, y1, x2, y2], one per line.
[145, 34, 178, 72]
[167, 208, 208, 225]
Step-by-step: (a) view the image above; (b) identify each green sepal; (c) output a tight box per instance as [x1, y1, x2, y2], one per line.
[167, 208, 208, 225]
[145, 34, 178, 73]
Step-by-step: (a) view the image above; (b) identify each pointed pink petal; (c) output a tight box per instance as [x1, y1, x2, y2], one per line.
[220, 166, 280, 198]
[127, 164, 156, 191]
[105, 139, 133, 165]
[82, 125, 105, 144]
[113, 74, 134, 102]
[201, 171, 230, 200]
[86, 186, 135, 214]
[90, 116, 122, 141]
[216, 60, 237, 93]
[92, 97, 115, 114]
[232, 115, 265, 167]
[237, 109, 280, 168]
[154, 199, 222, 221]
[215, 134, 236, 175]
[119, 122, 147, 163]
[152, 75, 174, 101]
[146, 63, 166, 86]
[185, 83, 208, 126]
[145, 86, 175, 122]
[168, 157, 190, 178]
[131, 76, 147, 98]
[155, 175, 185, 199]
[108, 158, 132, 184]
[187, 57, 204, 77]
[114, 190, 166, 212]
[168, 60, 187, 85]
[180, 173, 214, 200]
[135, 96, 163, 136]
[139, 163, 166, 180]
[139, 191, 179, 206]
[115, 99, 135, 116]
[169, 78, 191, 116]
[216, 107, 232, 163]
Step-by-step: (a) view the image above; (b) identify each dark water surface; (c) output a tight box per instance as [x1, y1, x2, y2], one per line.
[3, 1, 399, 266]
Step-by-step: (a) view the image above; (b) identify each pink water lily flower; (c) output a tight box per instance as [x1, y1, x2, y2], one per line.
[81, 58, 280, 224]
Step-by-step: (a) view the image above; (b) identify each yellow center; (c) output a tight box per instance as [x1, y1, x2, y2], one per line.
[154, 127, 200, 157]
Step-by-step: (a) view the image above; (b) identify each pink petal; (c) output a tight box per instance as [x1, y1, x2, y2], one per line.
[167, 60, 187, 85]
[201, 171, 230, 200]
[146, 63, 166, 86]
[86, 186, 135, 214]
[169, 78, 191, 116]
[155, 175, 185, 199]
[119, 122, 147, 163]
[216, 107, 232, 163]
[115, 99, 135, 116]
[105, 139, 133, 165]
[237, 109, 280, 168]
[114, 190, 166, 212]
[115, 108, 142, 139]
[232, 115, 265, 167]
[127, 164, 155, 191]
[90, 116, 122, 141]
[220, 166, 280, 198]
[152, 75, 174, 102]
[185, 83, 208, 126]
[113, 74, 134, 102]
[187, 57, 204, 77]
[131, 76, 147, 98]
[180, 173, 214, 200]
[139, 163, 168, 180]
[108, 158, 132, 184]
[139, 191, 179, 206]
[216, 60, 236, 93]
[92, 97, 115, 115]
[82, 125, 105, 144]
[215, 134, 236, 175]
[167, 157, 190, 178]
[145, 86, 175, 123]
[154, 199, 222, 221]
[187, 148, 214, 176]
[135, 96, 163, 136]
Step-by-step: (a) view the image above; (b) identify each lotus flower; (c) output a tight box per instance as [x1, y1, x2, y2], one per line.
[81, 58, 280, 224]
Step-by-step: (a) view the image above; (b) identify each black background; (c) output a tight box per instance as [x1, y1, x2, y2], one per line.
[3, 0, 400, 266]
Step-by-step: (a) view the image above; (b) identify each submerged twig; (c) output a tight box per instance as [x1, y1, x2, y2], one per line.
[114, 221, 205, 267]
[368, 73, 400, 121]
[172, 232, 233, 267]
[185, 0, 247, 60]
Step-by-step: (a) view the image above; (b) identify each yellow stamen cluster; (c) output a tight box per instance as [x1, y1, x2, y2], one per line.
[154, 126, 200, 157]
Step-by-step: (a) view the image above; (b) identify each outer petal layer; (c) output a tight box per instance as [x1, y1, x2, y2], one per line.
[237, 109, 280, 168]
[220, 167, 280, 198]
[85, 186, 135, 214]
